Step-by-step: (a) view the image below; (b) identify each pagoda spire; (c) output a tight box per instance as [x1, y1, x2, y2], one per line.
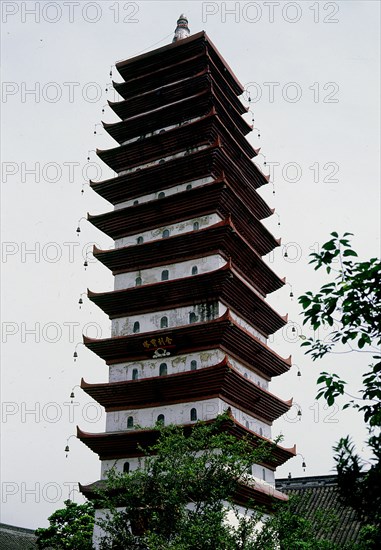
[173, 14, 190, 42]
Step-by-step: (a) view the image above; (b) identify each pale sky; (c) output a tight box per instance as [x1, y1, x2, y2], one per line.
[1, 0, 380, 530]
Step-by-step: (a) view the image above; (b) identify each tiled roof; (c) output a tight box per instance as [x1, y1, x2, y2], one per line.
[276, 475, 364, 544]
[0, 523, 38, 550]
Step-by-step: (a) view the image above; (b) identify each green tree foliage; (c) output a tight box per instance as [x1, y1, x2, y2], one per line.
[299, 232, 381, 544]
[94, 415, 342, 549]
[35, 499, 94, 549]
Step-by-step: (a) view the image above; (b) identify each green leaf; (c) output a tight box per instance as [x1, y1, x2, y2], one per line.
[343, 249, 358, 257]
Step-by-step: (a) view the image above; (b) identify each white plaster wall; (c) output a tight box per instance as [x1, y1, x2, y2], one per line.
[114, 176, 214, 210]
[227, 356, 269, 389]
[120, 115, 202, 147]
[101, 457, 145, 478]
[252, 465, 275, 486]
[105, 398, 272, 439]
[108, 350, 269, 389]
[111, 302, 268, 345]
[111, 302, 219, 337]
[114, 213, 222, 248]
[93, 503, 269, 549]
[229, 310, 267, 344]
[118, 144, 208, 175]
[114, 255, 226, 290]
[109, 349, 223, 382]
[99, 457, 274, 488]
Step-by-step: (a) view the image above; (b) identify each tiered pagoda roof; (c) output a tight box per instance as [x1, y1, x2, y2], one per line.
[77, 412, 295, 469]
[108, 70, 246, 123]
[81, 357, 292, 423]
[78, 25, 294, 513]
[93, 219, 284, 297]
[88, 179, 278, 257]
[90, 144, 270, 215]
[83, 310, 291, 379]
[88, 263, 286, 336]
[113, 31, 244, 99]
[100, 111, 255, 170]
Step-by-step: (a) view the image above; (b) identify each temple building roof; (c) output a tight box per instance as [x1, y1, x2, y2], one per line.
[81, 357, 292, 423]
[83, 310, 291, 378]
[93, 219, 284, 297]
[90, 144, 271, 217]
[88, 263, 286, 336]
[115, 31, 244, 96]
[77, 411, 295, 469]
[88, 179, 279, 257]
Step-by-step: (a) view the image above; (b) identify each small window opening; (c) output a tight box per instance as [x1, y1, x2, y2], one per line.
[193, 221, 199, 231]
[160, 316, 168, 329]
[190, 360, 197, 371]
[158, 192, 165, 199]
[159, 363, 168, 376]
[162, 229, 170, 238]
[189, 312, 198, 324]
[132, 368, 139, 380]
[157, 414, 165, 425]
[136, 236, 144, 245]
[135, 276, 142, 286]
[133, 321, 140, 334]
[123, 462, 130, 473]
[127, 416, 134, 429]
[161, 270, 169, 281]
[191, 266, 198, 275]
[190, 408, 197, 421]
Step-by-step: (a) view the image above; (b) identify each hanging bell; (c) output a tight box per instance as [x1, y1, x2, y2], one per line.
[76, 226, 81, 235]
[73, 351, 78, 362]
[297, 370, 301, 377]
[78, 297, 83, 308]
[65, 445, 69, 453]
[284, 250, 288, 258]
[290, 291, 294, 298]
[291, 326, 296, 333]
[302, 460, 306, 470]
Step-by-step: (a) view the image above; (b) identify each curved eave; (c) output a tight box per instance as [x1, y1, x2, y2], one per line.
[90, 145, 271, 212]
[88, 179, 279, 257]
[108, 70, 247, 125]
[77, 413, 295, 468]
[88, 263, 286, 336]
[81, 359, 292, 423]
[79, 477, 287, 511]
[83, 309, 291, 378]
[102, 108, 255, 161]
[105, 87, 252, 148]
[98, 111, 256, 174]
[115, 31, 244, 95]
[93, 218, 284, 296]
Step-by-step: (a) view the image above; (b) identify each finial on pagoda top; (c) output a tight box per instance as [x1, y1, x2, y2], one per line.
[173, 14, 190, 43]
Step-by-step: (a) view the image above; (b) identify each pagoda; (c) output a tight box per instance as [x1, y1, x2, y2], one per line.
[78, 15, 296, 542]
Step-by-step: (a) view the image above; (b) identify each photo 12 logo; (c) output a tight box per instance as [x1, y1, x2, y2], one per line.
[201, 2, 340, 24]
[1, 2, 140, 24]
